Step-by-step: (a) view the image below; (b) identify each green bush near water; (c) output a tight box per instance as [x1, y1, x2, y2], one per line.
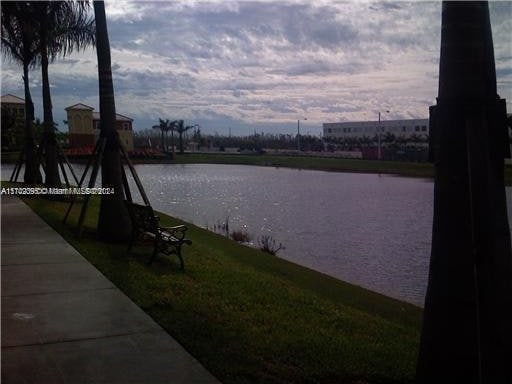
[18, 194, 422, 383]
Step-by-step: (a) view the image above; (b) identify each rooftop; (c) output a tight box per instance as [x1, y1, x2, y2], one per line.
[92, 112, 133, 122]
[1, 94, 25, 104]
[65, 103, 95, 111]
[65, 103, 133, 122]
[324, 118, 429, 127]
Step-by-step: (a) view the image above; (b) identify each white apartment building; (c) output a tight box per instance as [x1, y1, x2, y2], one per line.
[323, 118, 429, 140]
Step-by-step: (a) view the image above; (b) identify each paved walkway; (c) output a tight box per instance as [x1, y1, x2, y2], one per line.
[1, 197, 220, 384]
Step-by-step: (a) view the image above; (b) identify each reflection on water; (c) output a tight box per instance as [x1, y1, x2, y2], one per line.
[3, 162, 511, 307]
[135, 164, 435, 307]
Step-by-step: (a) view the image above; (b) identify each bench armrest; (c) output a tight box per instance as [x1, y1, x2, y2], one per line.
[160, 225, 188, 240]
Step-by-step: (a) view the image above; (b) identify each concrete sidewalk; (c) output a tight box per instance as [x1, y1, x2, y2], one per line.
[1, 197, 220, 384]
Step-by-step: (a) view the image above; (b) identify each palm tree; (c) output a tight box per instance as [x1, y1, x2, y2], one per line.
[33, 1, 95, 187]
[152, 118, 177, 156]
[153, 118, 173, 152]
[1, 3, 41, 183]
[169, 120, 178, 159]
[417, 2, 512, 382]
[165, 120, 177, 158]
[94, 0, 131, 241]
[175, 120, 193, 154]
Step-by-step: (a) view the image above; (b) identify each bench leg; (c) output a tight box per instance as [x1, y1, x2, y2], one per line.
[148, 242, 159, 265]
[177, 247, 185, 270]
[127, 235, 135, 254]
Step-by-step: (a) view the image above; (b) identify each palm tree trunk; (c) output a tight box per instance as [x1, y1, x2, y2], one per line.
[41, 38, 61, 188]
[22, 61, 41, 184]
[94, 0, 131, 241]
[417, 2, 512, 382]
[171, 129, 175, 158]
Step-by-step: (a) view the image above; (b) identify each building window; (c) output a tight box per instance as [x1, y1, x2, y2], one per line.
[402, 126, 406, 132]
[415, 126, 420, 132]
[327, 128, 332, 133]
[421, 126, 427, 132]
[123, 122, 129, 130]
[94, 121, 100, 130]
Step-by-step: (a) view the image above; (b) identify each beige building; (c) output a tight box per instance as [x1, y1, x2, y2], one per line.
[1, 94, 25, 116]
[1, 94, 26, 149]
[65, 103, 134, 151]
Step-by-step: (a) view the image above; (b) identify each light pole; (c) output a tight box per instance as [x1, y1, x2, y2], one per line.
[297, 117, 307, 151]
[377, 111, 389, 160]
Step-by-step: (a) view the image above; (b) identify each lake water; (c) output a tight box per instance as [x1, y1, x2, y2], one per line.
[2, 163, 511, 307]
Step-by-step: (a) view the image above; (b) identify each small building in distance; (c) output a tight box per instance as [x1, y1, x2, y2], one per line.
[1, 94, 25, 116]
[1, 94, 26, 149]
[323, 118, 429, 141]
[65, 103, 134, 151]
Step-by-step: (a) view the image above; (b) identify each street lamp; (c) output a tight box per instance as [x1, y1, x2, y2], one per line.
[297, 117, 307, 151]
[377, 111, 389, 160]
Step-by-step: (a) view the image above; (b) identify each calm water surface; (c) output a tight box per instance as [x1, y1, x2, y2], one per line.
[3, 163, 511, 307]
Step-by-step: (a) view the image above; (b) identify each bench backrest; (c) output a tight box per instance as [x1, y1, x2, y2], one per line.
[125, 202, 158, 233]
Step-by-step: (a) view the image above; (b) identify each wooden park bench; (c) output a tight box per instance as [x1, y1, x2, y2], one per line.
[125, 202, 192, 269]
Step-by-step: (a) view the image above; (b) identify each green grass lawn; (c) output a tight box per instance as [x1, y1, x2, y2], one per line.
[173, 153, 435, 178]
[18, 194, 422, 383]
[172, 152, 512, 185]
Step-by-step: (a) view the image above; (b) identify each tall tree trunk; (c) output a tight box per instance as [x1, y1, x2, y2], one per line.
[41, 35, 61, 188]
[417, 2, 512, 383]
[22, 61, 41, 184]
[179, 132, 184, 154]
[94, 0, 131, 241]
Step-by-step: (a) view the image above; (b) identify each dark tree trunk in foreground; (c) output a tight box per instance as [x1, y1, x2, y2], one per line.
[1, 2, 41, 184]
[94, 0, 131, 241]
[22, 62, 41, 184]
[35, 1, 95, 187]
[417, 2, 512, 383]
[40, 25, 61, 188]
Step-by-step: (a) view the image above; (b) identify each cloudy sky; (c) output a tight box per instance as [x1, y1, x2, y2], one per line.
[1, 1, 511, 136]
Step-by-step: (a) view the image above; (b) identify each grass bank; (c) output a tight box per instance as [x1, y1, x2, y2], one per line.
[174, 153, 435, 178]
[172, 152, 512, 185]
[16, 193, 422, 383]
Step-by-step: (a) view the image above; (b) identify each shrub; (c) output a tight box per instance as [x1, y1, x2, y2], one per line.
[231, 229, 252, 243]
[213, 217, 230, 236]
[258, 235, 284, 255]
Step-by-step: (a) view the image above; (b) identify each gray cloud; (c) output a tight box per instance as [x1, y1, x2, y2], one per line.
[1, 0, 510, 135]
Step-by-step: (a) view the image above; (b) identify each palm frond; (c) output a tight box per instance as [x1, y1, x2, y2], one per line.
[1, 2, 38, 67]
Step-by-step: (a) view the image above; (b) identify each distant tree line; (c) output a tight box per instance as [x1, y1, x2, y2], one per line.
[134, 128, 325, 152]
[134, 127, 430, 153]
